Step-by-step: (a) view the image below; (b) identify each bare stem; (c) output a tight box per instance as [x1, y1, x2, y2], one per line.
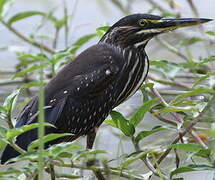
[131, 137, 168, 179]
[156, 95, 215, 166]
[150, 87, 184, 123]
[189, 130, 208, 148]
[155, 37, 189, 61]
[53, 161, 145, 180]
[1, 20, 54, 53]
[53, 28, 60, 49]
[148, 75, 191, 90]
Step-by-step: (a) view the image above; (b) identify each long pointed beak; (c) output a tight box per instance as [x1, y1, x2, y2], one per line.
[157, 18, 213, 31]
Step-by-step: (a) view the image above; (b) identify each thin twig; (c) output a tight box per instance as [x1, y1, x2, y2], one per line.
[1, 20, 54, 53]
[189, 130, 208, 149]
[53, 161, 145, 180]
[150, 87, 184, 123]
[49, 164, 56, 180]
[156, 95, 215, 166]
[64, 0, 69, 47]
[148, 75, 191, 90]
[9, 142, 26, 154]
[155, 37, 189, 61]
[53, 28, 60, 49]
[131, 137, 168, 179]
[187, 0, 199, 17]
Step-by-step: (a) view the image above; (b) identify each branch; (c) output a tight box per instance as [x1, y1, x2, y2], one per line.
[53, 161, 145, 180]
[131, 137, 168, 179]
[150, 87, 183, 123]
[155, 37, 189, 61]
[148, 75, 191, 90]
[1, 20, 55, 53]
[156, 94, 215, 166]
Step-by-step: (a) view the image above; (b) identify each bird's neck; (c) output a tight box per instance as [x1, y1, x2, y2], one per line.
[99, 37, 147, 58]
[99, 28, 149, 52]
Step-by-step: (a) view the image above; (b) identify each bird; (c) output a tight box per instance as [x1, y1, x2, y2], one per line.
[1, 14, 212, 164]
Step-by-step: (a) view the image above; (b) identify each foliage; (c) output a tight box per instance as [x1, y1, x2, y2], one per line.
[0, 0, 215, 180]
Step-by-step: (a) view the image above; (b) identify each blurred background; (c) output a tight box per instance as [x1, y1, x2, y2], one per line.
[0, 0, 215, 179]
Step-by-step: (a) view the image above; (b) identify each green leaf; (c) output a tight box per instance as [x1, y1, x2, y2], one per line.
[170, 167, 196, 178]
[6, 123, 53, 141]
[168, 143, 204, 152]
[8, 151, 48, 163]
[187, 164, 213, 169]
[104, 119, 117, 128]
[47, 142, 80, 158]
[151, 60, 182, 78]
[180, 37, 203, 46]
[130, 98, 158, 127]
[0, 126, 7, 138]
[135, 126, 168, 143]
[71, 149, 106, 161]
[120, 151, 147, 168]
[173, 100, 198, 106]
[20, 81, 44, 89]
[206, 31, 215, 36]
[96, 26, 110, 38]
[194, 149, 211, 158]
[198, 56, 215, 66]
[14, 64, 46, 78]
[110, 111, 135, 136]
[0, 0, 14, 18]
[170, 88, 215, 104]
[28, 133, 72, 151]
[140, 83, 154, 90]
[0, 106, 7, 113]
[170, 164, 213, 178]
[193, 72, 215, 88]
[154, 106, 197, 115]
[7, 11, 45, 26]
[3, 89, 20, 113]
[69, 34, 97, 54]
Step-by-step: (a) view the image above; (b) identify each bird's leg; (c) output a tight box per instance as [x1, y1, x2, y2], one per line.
[86, 127, 98, 149]
[86, 127, 106, 180]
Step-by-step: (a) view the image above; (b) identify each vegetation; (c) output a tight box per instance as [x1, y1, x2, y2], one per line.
[0, 0, 215, 179]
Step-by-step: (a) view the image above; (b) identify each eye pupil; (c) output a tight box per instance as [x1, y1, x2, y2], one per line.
[139, 19, 147, 26]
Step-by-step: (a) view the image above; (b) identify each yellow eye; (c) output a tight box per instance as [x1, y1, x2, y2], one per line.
[138, 19, 148, 27]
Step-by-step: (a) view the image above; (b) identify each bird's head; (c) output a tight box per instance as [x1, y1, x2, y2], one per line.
[100, 14, 212, 50]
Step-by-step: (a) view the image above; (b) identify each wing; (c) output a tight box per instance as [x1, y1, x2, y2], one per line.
[1, 43, 124, 164]
[18, 43, 124, 126]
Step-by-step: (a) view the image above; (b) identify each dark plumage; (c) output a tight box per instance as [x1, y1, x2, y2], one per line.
[1, 14, 212, 164]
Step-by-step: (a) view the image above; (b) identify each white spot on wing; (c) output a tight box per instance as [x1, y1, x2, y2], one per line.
[105, 69, 111, 75]
[64, 90, 68, 94]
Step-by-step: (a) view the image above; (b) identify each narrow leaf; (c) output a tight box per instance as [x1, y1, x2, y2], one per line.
[8, 11, 45, 25]
[28, 133, 72, 151]
[154, 106, 197, 115]
[3, 89, 20, 113]
[170, 88, 215, 104]
[0, 0, 14, 18]
[14, 64, 46, 78]
[110, 111, 135, 136]
[170, 167, 196, 178]
[206, 31, 215, 36]
[193, 72, 215, 87]
[168, 143, 204, 152]
[71, 149, 107, 161]
[130, 98, 158, 127]
[70, 34, 97, 54]
[48, 142, 80, 158]
[6, 123, 53, 141]
[135, 126, 168, 143]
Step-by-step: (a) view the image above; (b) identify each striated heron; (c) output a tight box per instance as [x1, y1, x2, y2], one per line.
[1, 14, 212, 164]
